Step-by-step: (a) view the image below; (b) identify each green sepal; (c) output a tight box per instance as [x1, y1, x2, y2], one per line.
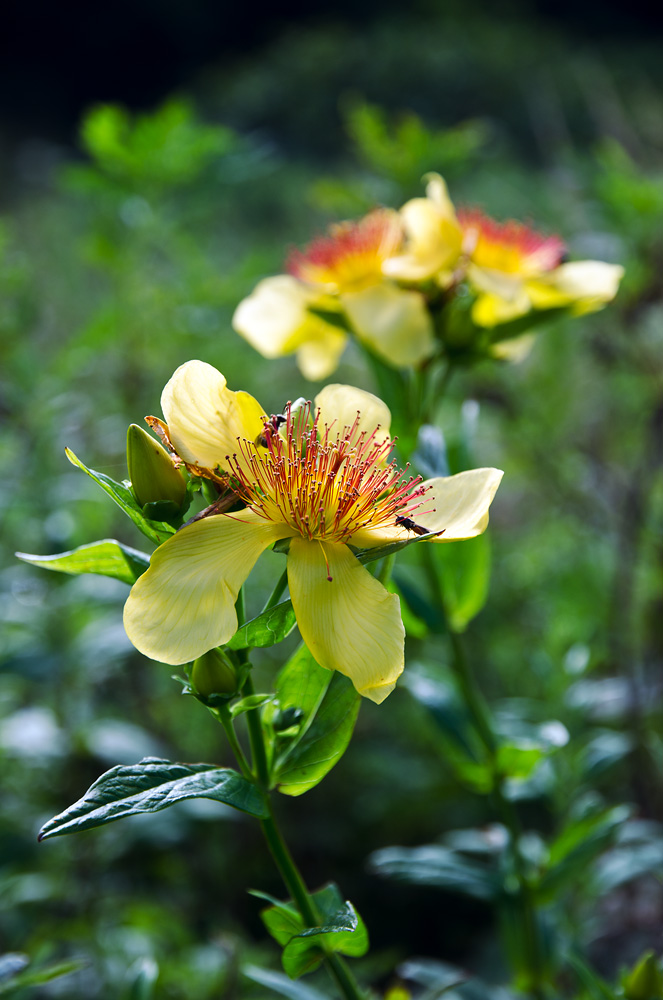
[271, 645, 360, 797]
[16, 538, 150, 586]
[191, 648, 238, 699]
[126, 422, 187, 509]
[253, 883, 369, 980]
[65, 447, 176, 544]
[38, 757, 268, 840]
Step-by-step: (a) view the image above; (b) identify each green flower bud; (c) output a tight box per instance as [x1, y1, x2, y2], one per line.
[623, 951, 663, 1000]
[127, 423, 187, 509]
[191, 649, 237, 698]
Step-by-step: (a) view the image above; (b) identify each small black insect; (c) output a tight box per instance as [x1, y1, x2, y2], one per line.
[255, 413, 287, 448]
[395, 515, 430, 536]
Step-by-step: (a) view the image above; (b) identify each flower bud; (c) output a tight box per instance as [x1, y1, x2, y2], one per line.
[127, 424, 187, 509]
[191, 649, 237, 698]
[623, 952, 663, 1000]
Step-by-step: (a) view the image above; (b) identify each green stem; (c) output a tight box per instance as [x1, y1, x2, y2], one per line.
[215, 708, 253, 781]
[446, 626, 546, 1000]
[260, 800, 365, 1000]
[229, 591, 363, 999]
[263, 567, 289, 612]
[376, 553, 396, 586]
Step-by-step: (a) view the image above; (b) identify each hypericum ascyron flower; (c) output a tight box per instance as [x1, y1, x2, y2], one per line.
[458, 208, 621, 326]
[124, 361, 502, 703]
[232, 209, 435, 378]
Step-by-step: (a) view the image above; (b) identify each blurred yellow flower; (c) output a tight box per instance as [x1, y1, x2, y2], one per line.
[382, 173, 463, 286]
[124, 361, 502, 703]
[233, 209, 435, 378]
[458, 207, 624, 327]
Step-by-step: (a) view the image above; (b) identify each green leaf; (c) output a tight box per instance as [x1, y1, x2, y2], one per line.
[226, 601, 297, 650]
[65, 447, 175, 545]
[242, 965, 330, 1000]
[272, 646, 360, 797]
[536, 805, 630, 900]
[0, 958, 83, 996]
[230, 694, 273, 719]
[282, 900, 368, 979]
[496, 741, 545, 781]
[369, 844, 499, 901]
[16, 538, 149, 585]
[38, 757, 267, 840]
[255, 884, 368, 980]
[432, 533, 491, 631]
[622, 951, 663, 1000]
[353, 531, 442, 566]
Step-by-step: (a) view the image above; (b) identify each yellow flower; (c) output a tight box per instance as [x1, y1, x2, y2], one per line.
[458, 208, 624, 327]
[123, 361, 503, 704]
[232, 209, 435, 378]
[382, 173, 464, 286]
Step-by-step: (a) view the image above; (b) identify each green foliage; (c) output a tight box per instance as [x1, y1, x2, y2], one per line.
[255, 884, 368, 979]
[369, 844, 500, 902]
[38, 758, 268, 840]
[227, 601, 297, 650]
[15, 538, 149, 585]
[0, 955, 83, 996]
[622, 951, 663, 1000]
[271, 646, 360, 796]
[80, 99, 234, 189]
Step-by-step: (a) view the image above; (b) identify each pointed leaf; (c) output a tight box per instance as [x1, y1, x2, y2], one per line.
[273, 646, 360, 796]
[369, 844, 499, 901]
[432, 533, 491, 632]
[226, 601, 297, 650]
[242, 965, 330, 1000]
[65, 447, 175, 545]
[38, 757, 267, 840]
[16, 539, 149, 585]
[282, 900, 368, 979]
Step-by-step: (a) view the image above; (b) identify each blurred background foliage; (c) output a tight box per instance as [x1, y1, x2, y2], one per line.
[1, 1, 663, 996]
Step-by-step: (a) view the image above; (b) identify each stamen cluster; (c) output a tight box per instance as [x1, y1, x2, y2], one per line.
[228, 402, 431, 544]
[286, 210, 402, 290]
[459, 208, 565, 273]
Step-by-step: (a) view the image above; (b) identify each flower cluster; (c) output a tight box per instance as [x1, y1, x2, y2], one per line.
[123, 361, 503, 703]
[233, 173, 624, 378]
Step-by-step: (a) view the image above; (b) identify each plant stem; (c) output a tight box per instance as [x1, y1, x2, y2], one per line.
[262, 567, 289, 612]
[230, 591, 364, 1000]
[260, 799, 365, 1000]
[376, 552, 396, 586]
[446, 624, 547, 999]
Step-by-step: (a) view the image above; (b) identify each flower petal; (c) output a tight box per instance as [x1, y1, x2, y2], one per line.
[233, 275, 346, 378]
[161, 360, 266, 471]
[471, 290, 532, 327]
[295, 327, 348, 381]
[123, 511, 288, 664]
[341, 284, 435, 367]
[383, 174, 462, 284]
[528, 261, 624, 313]
[287, 537, 404, 704]
[417, 468, 504, 539]
[349, 468, 503, 548]
[314, 383, 391, 448]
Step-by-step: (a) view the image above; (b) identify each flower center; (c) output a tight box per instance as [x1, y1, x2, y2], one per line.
[227, 402, 430, 544]
[459, 208, 565, 275]
[286, 210, 402, 292]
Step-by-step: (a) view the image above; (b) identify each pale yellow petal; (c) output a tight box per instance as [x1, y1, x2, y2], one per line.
[349, 468, 503, 548]
[296, 328, 347, 381]
[123, 511, 289, 664]
[287, 538, 404, 704]
[383, 180, 462, 283]
[528, 261, 624, 312]
[161, 360, 265, 471]
[490, 334, 536, 362]
[314, 383, 391, 449]
[232, 275, 311, 357]
[467, 264, 525, 301]
[416, 468, 504, 540]
[341, 284, 436, 367]
[471, 290, 532, 327]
